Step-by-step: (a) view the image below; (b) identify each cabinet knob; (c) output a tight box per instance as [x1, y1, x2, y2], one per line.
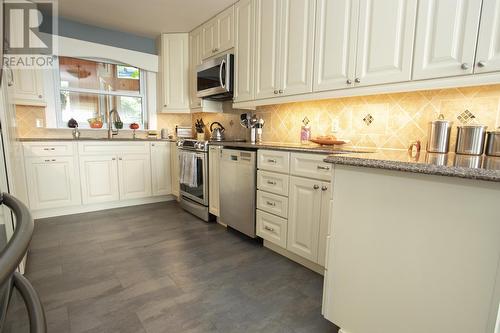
[346, 79, 352, 85]
[354, 78, 361, 83]
[152, 143, 155, 146]
[461, 63, 470, 70]
[273, 90, 278, 95]
[313, 185, 320, 190]
[38, 95, 43, 99]
[322, 186, 328, 191]
[112, 158, 116, 161]
[119, 157, 123, 161]
[477, 61, 486, 68]
[278, 90, 284, 94]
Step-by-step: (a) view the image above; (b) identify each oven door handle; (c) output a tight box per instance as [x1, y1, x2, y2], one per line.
[219, 59, 226, 89]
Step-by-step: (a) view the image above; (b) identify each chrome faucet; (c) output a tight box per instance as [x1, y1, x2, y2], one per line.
[107, 108, 120, 139]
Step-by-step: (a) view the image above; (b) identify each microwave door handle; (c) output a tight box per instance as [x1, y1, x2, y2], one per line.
[219, 59, 226, 89]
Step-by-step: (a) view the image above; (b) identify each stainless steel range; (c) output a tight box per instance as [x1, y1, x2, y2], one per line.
[177, 139, 214, 222]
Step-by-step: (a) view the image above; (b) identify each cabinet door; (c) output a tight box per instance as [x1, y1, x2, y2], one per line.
[25, 157, 81, 210]
[12, 69, 45, 106]
[202, 19, 218, 59]
[234, 0, 255, 102]
[217, 6, 235, 53]
[151, 142, 172, 196]
[287, 176, 322, 262]
[279, 0, 316, 96]
[254, 0, 282, 99]
[413, 0, 482, 80]
[118, 154, 152, 200]
[355, 0, 418, 86]
[314, 0, 359, 92]
[80, 155, 119, 205]
[189, 28, 203, 109]
[317, 182, 332, 267]
[475, 0, 500, 74]
[208, 146, 221, 216]
[160, 34, 190, 113]
[170, 142, 180, 197]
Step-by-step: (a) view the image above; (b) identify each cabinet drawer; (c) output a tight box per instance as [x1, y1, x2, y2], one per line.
[256, 210, 287, 248]
[257, 170, 289, 196]
[79, 142, 150, 155]
[257, 190, 288, 219]
[23, 142, 75, 157]
[258, 150, 290, 173]
[290, 153, 332, 181]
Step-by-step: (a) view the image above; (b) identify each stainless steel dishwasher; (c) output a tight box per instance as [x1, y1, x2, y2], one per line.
[219, 148, 257, 238]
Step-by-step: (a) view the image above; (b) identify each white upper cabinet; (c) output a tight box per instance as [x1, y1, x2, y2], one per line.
[159, 33, 190, 113]
[201, 6, 235, 60]
[355, 0, 418, 86]
[314, 0, 359, 92]
[255, 0, 316, 100]
[254, 0, 282, 99]
[189, 28, 203, 109]
[151, 142, 172, 197]
[12, 69, 46, 106]
[217, 6, 235, 53]
[202, 19, 219, 59]
[279, 0, 316, 96]
[118, 154, 152, 200]
[475, 0, 500, 74]
[413, 0, 482, 80]
[234, 0, 256, 102]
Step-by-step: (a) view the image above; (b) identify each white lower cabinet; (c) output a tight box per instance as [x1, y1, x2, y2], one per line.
[208, 146, 221, 216]
[25, 156, 81, 210]
[171, 142, 180, 198]
[287, 176, 323, 262]
[80, 155, 120, 205]
[118, 154, 152, 200]
[257, 209, 288, 248]
[151, 142, 172, 196]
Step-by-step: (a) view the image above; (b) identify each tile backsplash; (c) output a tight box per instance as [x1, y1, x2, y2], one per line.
[253, 85, 500, 150]
[15, 84, 500, 150]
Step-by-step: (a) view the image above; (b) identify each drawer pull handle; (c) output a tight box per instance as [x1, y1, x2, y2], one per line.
[266, 201, 276, 207]
[44, 159, 56, 162]
[267, 180, 277, 185]
[267, 159, 277, 163]
[43, 148, 56, 151]
[264, 226, 275, 232]
[317, 165, 330, 171]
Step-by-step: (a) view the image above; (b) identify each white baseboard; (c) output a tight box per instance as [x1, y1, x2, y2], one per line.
[31, 195, 175, 219]
[263, 240, 325, 275]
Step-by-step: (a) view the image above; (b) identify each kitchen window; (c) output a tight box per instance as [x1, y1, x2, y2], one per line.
[57, 56, 147, 129]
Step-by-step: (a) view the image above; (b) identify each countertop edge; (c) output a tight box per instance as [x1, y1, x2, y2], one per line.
[324, 155, 500, 183]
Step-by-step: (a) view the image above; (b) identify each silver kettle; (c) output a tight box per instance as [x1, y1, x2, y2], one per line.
[210, 122, 225, 141]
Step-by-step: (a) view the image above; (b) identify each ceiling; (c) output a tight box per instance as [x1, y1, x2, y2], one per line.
[58, 0, 236, 38]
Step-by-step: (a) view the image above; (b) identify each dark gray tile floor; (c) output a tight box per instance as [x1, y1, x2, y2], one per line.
[4, 202, 339, 333]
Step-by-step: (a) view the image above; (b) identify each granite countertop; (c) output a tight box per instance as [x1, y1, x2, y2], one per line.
[209, 140, 500, 182]
[324, 150, 500, 182]
[208, 141, 374, 155]
[18, 137, 177, 142]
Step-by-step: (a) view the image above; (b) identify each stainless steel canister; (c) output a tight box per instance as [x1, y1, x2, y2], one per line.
[485, 128, 500, 157]
[455, 125, 488, 155]
[426, 116, 453, 153]
[453, 154, 482, 169]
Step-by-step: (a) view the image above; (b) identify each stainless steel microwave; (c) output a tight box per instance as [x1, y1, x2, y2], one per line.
[196, 53, 233, 101]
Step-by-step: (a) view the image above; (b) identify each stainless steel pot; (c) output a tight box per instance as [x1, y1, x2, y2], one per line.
[426, 115, 453, 153]
[485, 128, 500, 157]
[455, 125, 488, 155]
